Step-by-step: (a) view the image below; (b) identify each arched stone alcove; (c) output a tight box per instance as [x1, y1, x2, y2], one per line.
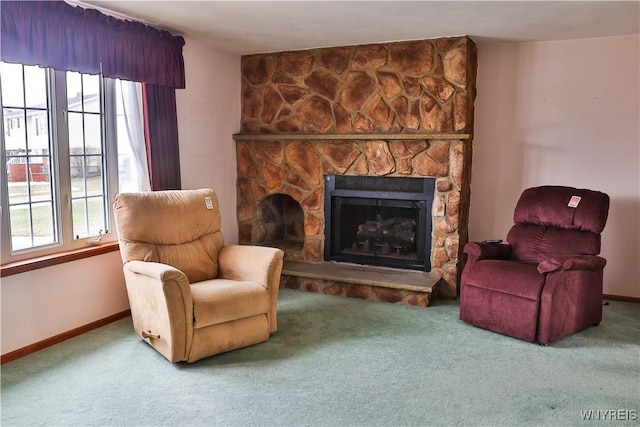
[255, 193, 304, 252]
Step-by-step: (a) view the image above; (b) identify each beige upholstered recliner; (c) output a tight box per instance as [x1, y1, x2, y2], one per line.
[113, 188, 284, 363]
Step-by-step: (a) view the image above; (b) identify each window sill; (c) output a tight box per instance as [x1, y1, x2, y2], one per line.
[0, 242, 120, 278]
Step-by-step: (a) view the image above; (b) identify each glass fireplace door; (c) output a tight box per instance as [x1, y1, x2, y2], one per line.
[323, 175, 435, 271]
[328, 197, 428, 270]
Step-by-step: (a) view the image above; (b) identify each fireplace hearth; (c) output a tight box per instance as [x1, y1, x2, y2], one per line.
[324, 175, 435, 271]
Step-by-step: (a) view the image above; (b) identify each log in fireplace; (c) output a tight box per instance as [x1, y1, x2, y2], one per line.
[324, 175, 435, 271]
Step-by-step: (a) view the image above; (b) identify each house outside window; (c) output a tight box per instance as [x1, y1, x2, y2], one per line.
[0, 61, 147, 263]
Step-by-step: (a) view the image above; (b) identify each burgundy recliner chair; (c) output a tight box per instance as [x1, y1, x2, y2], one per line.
[460, 186, 610, 344]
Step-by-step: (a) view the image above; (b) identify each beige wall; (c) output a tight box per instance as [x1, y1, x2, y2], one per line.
[176, 38, 242, 244]
[0, 251, 128, 355]
[472, 34, 640, 298]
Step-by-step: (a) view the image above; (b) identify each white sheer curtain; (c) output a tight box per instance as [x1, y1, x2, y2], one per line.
[117, 79, 150, 192]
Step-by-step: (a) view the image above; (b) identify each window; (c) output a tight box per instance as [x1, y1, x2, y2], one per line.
[1, 62, 147, 263]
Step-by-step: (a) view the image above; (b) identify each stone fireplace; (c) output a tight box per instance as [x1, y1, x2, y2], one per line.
[234, 36, 477, 303]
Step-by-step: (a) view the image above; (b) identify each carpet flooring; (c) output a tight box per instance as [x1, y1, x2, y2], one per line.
[1, 289, 639, 427]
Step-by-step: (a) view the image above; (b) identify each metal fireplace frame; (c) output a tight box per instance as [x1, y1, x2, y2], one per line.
[323, 175, 435, 271]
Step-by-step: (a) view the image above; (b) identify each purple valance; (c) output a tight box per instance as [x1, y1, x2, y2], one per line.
[1, 1, 185, 88]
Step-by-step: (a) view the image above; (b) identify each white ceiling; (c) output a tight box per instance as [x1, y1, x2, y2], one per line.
[76, 1, 640, 55]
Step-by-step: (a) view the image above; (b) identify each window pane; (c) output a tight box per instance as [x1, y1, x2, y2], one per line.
[0, 62, 24, 107]
[71, 198, 88, 239]
[30, 201, 56, 243]
[23, 66, 47, 108]
[71, 196, 106, 239]
[27, 153, 51, 185]
[66, 71, 82, 111]
[9, 201, 56, 251]
[85, 155, 104, 182]
[71, 158, 86, 198]
[67, 69, 107, 240]
[27, 109, 50, 153]
[71, 166, 103, 198]
[3, 108, 27, 151]
[70, 154, 86, 179]
[29, 171, 54, 203]
[87, 197, 106, 235]
[71, 172, 105, 239]
[9, 204, 32, 251]
[83, 113, 102, 152]
[7, 157, 25, 206]
[82, 74, 100, 113]
[68, 111, 84, 151]
[2, 62, 58, 253]
[6, 155, 27, 190]
[8, 159, 57, 250]
[27, 110, 49, 139]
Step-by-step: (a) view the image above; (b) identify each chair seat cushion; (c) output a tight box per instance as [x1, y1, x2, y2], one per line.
[191, 279, 271, 328]
[463, 260, 545, 300]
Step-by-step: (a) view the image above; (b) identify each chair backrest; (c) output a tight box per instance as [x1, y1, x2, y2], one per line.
[113, 188, 224, 283]
[506, 186, 610, 264]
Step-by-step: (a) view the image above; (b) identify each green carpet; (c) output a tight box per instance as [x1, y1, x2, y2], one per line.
[2, 289, 639, 427]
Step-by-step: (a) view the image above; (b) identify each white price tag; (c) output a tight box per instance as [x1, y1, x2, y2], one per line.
[568, 196, 581, 208]
[205, 196, 214, 210]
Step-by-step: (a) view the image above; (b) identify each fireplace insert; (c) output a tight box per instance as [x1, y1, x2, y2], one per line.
[324, 175, 435, 271]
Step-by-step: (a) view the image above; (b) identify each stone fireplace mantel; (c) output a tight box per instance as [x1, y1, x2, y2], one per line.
[236, 36, 478, 302]
[233, 132, 471, 141]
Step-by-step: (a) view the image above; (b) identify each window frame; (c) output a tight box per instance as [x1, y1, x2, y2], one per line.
[1, 63, 121, 265]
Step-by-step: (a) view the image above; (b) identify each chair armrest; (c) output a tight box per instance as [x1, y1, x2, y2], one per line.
[122, 260, 193, 362]
[537, 255, 607, 274]
[219, 245, 285, 287]
[464, 241, 512, 260]
[123, 260, 192, 307]
[219, 245, 284, 333]
[125, 260, 189, 283]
